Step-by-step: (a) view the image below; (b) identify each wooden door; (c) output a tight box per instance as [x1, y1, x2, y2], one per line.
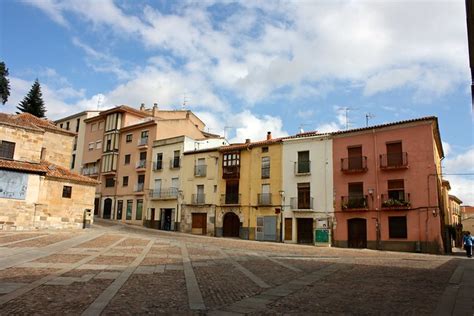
[297, 218, 313, 244]
[348, 146, 362, 170]
[192, 213, 207, 235]
[348, 218, 367, 248]
[386, 142, 402, 166]
[103, 198, 112, 219]
[284, 218, 292, 241]
[223, 212, 240, 237]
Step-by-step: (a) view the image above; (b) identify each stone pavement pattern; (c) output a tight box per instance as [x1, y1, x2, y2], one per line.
[0, 222, 472, 315]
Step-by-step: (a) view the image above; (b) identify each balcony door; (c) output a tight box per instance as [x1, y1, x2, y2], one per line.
[225, 181, 239, 204]
[348, 146, 362, 170]
[297, 151, 310, 173]
[297, 183, 310, 209]
[386, 142, 403, 166]
[154, 179, 161, 195]
[196, 185, 205, 204]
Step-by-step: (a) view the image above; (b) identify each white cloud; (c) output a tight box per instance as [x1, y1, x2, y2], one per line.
[23, 1, 468, 103]
[227, 110, 288, 143]
[443, 148, 474, 205]
[442, 141, 451, 157]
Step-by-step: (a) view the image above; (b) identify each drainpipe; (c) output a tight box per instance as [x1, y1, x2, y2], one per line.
[372, 129, 381, 250]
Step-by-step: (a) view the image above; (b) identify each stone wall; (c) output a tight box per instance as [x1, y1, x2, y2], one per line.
[0, 125, 43, 163]
[42, 131, 74, 169]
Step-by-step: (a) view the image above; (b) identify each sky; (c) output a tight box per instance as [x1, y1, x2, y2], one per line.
[0, 0, 473, 204]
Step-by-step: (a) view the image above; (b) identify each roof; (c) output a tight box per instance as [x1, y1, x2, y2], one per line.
[0, 159, 99, 185]
[184, 147, 221, 155]
[54, 110, 100, 123]
[220, 138, 284, 152]
[449, 195, 463, 204]
[0, 112, 76, 136]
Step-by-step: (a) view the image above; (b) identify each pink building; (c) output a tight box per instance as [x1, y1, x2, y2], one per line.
[332, 117, 445, 254]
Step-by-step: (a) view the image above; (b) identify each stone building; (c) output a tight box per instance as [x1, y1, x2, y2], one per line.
[0, 112, 98, 230]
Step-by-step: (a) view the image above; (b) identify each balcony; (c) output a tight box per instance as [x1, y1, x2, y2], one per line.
[294, 161, 311, 175]
[138, 137, 148, 147]
[221, 193, 241, 205]
[153, 161, 163, 171]
[194, 165, 207, 177]
[341, 156, 368, 173]
[380, 152, 408, 170]
[381, 193, 411, 209]
[290, 197, 314, 210]
[149, 188, 179, 200]
[134, 183, 145, 192]
[170, 158, 180, 169]
[341, 195, 368, 210]
[136, 160, 146, 170]
[82, 166, 98, 176]
[258, 193, 272, 206]
[223, 166, 240, 179]
[191, 193, 206, 205]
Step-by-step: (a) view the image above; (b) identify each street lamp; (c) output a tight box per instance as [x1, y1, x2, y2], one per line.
[279, 190, 285, 242]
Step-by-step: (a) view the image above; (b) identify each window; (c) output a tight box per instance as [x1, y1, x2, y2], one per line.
[139, 131, 149, 145]
[76, 118, 80, 132]
[66, 122, 70, 130]
[124, 154, 131, 165]
[155, 153, 163, 170]
[297, 151, 310, 173]
[297, 183, 310, 209]
[260, 184, 271, 205]
[389, 216, 407, 238]
[106, 139, 112, 151]
[222, 152, 240, 178]
[126, 200, 133, 220]
[136, 199, 143, 220]
[261, 157, 270, 179]
[388, 180, 405, 200]
[96, 141, 102, 149]
[123, 176, 129, 187]
[386, 142, 403, 166]
[138, 174, 145, 184]
[60, 123, 63, 128]
[71, 154, 76, 169]
[347, 146, 363, 170]
[0, 141, 15, 159]
[105, 177, 115, 187]
[196, 185, 205, 204]
[98, 121, 104, 130]
[172, 150, 180, 168]
[126, 134, 133, 143]
[223, 153, 240, 167]
[62, 186, 72, 198]
[91, 123, 97, 132]
[139, 151, 147, 161]
[117, 200, 123, 220]
[141, 130, 149, 139]
[225, 181, 239, 204]
[88, 142, 94, 151]
[262, 146, 269, 153]
[40, 147, 46, 160]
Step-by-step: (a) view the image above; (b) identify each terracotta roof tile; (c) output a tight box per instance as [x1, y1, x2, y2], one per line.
[0, 112, 75, 136]
[0, 159, 99, 185]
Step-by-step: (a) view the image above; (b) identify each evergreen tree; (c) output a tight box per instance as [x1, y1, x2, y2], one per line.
[17, 79, 46, 118]
[0, 62, 10, 105]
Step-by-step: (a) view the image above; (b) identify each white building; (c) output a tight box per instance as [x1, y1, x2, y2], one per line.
[147, 135, 227, 231]
[281, 133, 334, 245]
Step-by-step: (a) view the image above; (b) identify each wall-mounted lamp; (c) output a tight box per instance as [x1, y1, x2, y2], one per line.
[432, 209, 438, 217]
[368, 188, 374, 195]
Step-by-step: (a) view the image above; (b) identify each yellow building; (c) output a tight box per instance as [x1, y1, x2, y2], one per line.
[217, 132, 284, 241]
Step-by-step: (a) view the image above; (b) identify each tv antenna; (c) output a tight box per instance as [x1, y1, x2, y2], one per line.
[182, 93, 189, 110]
[365, 113, 375, 127]
[96, 95, 103, 110]
[337, 106, 358, 129]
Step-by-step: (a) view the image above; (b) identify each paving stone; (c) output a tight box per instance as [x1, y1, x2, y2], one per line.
[95, 272, 120, 280]
[134, 266, 155, 275]
[165, 264, 184, 271]
[0, 282, 27, 294]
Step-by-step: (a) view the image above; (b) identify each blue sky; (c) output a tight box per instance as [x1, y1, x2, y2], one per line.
[0, 0, 473, 203]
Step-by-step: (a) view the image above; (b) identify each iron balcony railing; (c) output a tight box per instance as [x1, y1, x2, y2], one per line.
[153, 161, 163, 171]
[290, 197, 314, 210]
[341, 156, 368, 173]
[134, 183, 145, 192]
[294, 161, 311, 175]
[381, 193, 411, 209]
[170, 158, 180, 169]
[138, 137, 148, 146]
[192, 193, 206, 205]
[149, 187, 179, 200]
[194, 165, 207, 177]
[136, 160, 146, 169]
[223, 165, 240, 179]
[380, 152, 408, 169]
[82, 166, 98, 175]
[258, 193, 272, 206]
[341, 195, 368, 210]
[221, 193, 241, 205]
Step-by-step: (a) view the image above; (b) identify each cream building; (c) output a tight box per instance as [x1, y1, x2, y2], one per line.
[55, 110, 100, 172]
[147, 136, 227, 233]
[0, 112, 98, 231]
[281, 132, 334, 245]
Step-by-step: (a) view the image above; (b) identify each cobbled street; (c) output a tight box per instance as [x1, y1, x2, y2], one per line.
[0, 221, 472, 315]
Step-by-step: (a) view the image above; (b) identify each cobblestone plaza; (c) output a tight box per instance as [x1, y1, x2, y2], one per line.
[0, 221, 472, 315]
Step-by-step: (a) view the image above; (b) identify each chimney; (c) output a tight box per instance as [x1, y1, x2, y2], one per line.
[266, 131, 272, 140]
[245, 138, 251, 144]
[140, 103, 145, 111]
[152, 103, 158, 117]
